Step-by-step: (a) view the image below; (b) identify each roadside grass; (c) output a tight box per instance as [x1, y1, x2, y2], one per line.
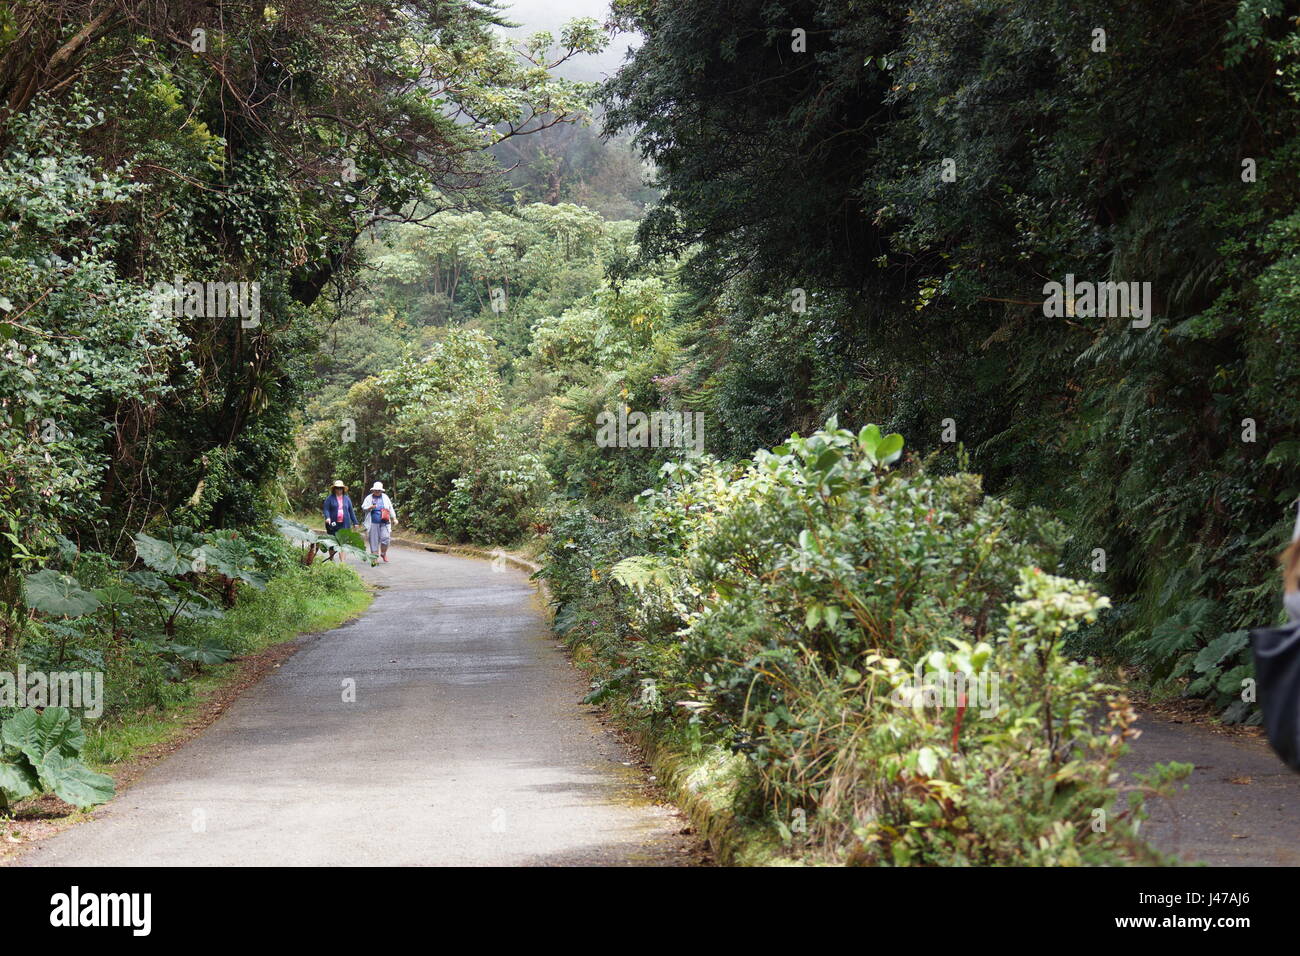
[81, 561, 372, 770]
[630, 721, 783, 865]
[0, 556, 371, 860]
[82, 667, 232, 769]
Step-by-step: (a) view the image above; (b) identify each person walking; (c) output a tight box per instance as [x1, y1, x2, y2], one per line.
[1283, 500, 1300, 623]
[1249, 497, 1300, 772]
[322, 480, 357, 561]
[360, 481, 397, 562]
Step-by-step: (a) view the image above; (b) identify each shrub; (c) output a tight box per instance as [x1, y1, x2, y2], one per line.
[442, 447, 553, 545]
[6, 525, 366, 727]
[546, 421, 1189, 864]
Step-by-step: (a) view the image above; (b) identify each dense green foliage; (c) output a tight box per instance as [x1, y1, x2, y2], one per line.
[0, 707, 114, 810]
[0, 1, 601, 794]
[0, 504, 366, 815]
[1, 0, 602, 598]
[9, 0, 1286, 863]
[602, 0, 1300, 715]
[292, 198, 689, 540]
[77, 554, 370, 766]
[10, 526, 286, 719]
[293, 0, 1300, 721]
[544, 423, 1188, 863]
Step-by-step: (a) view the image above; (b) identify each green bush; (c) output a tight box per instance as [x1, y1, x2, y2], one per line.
[546, 421, 1189, 864]
[186, 560, 366, 658]
[441, 446, 553, 544]
[293, 329, 555, 544]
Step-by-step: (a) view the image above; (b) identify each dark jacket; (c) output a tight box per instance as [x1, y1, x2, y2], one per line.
[322, 493, 357, 532]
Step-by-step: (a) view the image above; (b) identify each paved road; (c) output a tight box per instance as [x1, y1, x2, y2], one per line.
[1122, 713, 1300, 866]
[18, 544, 694, 866]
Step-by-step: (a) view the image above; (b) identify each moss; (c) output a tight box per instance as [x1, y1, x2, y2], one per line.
[631, 725, 786, 865]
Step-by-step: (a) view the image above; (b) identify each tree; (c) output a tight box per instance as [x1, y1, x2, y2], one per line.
[0, 0, 604, 546]
[602, 0, 1300, 707]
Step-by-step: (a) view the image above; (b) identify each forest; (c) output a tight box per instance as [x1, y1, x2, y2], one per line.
[3, 0, 1300, 871]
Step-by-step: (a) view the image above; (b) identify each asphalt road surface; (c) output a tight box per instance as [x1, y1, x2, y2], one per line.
[1122, 712, 1300, 866]
[19, 539, 1295, 868]
[18, 544, 695, 866]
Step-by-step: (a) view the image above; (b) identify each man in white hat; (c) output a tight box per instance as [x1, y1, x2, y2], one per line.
[360, 481, 397, 562]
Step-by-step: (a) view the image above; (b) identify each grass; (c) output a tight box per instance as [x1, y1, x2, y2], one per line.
[631, 722, 783, 865]
[81, 560, 372, 769]
[82, 666, 234, 768]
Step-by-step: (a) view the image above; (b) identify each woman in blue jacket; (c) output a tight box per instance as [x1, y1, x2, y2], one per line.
[322, 480, 357, 548]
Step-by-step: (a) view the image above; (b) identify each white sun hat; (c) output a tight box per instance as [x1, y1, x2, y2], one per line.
[370, 481, 385, 492]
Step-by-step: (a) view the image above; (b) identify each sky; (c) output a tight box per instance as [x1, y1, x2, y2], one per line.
[494, 0, 640, 82]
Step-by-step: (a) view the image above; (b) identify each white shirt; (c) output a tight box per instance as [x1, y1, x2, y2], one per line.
[360, 493, 395, 527]
[1285, 591, 1300, 624]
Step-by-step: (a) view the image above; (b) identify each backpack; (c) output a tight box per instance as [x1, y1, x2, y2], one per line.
[1252, 498, 1300, 772]
[1252, 621, 1300, 772]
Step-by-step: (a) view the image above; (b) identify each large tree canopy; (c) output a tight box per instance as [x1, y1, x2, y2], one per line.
[603, 0, 1300, 715]
[0, 0, 603, 577]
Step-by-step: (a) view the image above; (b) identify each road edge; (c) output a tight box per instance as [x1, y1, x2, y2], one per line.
[390, 536, 770, 865]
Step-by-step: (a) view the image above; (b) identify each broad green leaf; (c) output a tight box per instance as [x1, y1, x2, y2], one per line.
[34, 750, 115, 809]
[176, 601, 225, 621]
[237, 569, 269, 589]
[0, 758, 39, 804]
[22, 570, 99, 617]
[1, 707, 86, 765]
[133, 532, 195, 575]
[878, 433, 904, 466]
[1193, 629, 1250, 674]
[275, 516, 319, 545]
[125, 569, 169, 594]
[54, 535, 79, 563]
[165, 638, 233, 666]
[93, 583, 137, 607]
[335, 527, 366, 551]
[198, 536, 254, 577]
[859, 423, 883, 456]
[813, 448, 841, 473]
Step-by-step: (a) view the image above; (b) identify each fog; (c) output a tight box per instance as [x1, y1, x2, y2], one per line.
[495, 0, 639, 81]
